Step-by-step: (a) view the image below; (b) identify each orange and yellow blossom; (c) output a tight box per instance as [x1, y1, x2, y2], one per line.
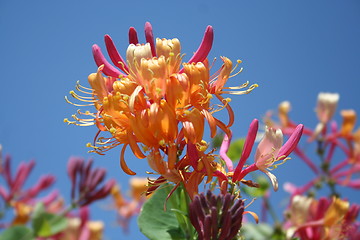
[65, 23, 257, 193]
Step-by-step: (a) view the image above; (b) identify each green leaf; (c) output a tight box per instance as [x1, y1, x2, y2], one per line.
[32, 203, 68, 237]
[227, 138, 245, 161]
[0, 225, 34, 240]
[240, 223, 273, 240]
[138, 184, 186, 240]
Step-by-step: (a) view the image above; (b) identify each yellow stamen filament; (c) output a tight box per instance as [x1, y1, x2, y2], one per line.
[229, 60, 243, 78]
[65, 96, 95, 107]
[220, 83, 258, 95]
[75, 81, 94, 95]
[69, 90, 96, 102]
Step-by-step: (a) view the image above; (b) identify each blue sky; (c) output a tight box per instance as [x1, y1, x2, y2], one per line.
[1, 0, 360, 239]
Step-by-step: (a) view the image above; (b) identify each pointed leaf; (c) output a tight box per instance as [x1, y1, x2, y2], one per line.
[138, 184, 185, 240]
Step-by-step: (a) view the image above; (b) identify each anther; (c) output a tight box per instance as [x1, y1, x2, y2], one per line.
[110, 127, 117, 134]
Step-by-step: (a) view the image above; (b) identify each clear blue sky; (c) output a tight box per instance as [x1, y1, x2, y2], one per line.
[1, 0, 359, 239]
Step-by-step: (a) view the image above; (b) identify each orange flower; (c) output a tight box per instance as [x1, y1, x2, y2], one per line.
[65, 23, 257, 189]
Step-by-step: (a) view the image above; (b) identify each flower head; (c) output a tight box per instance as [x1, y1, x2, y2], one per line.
[65, 23, 257, 195]
[189, 191, 245, 240]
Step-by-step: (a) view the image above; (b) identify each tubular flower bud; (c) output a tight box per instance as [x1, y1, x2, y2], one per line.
[313, 92, 340, 138]
[278, 101, 291, 127]
[340, 109, 357, 137]
[316, 92, 339, 124]
[67, 157, 115, 206]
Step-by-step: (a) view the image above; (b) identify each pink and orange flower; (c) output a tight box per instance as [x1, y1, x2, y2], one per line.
[65, 23, 257, 195]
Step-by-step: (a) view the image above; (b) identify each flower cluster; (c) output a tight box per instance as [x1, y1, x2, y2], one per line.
[63, 23, 311, 239]
[65, 22, 258, 197]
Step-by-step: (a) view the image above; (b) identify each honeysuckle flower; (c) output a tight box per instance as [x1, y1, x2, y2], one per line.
[313, 92, 340, 138]
[67, 157, 115, 206]
[222, 119, 304, 191]
[65, 22, 257, 194]
[189, 191, 245, 240]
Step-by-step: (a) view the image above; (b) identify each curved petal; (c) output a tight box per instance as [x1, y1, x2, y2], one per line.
[261, 169, 278, 191]
[120, 144, 136, 175]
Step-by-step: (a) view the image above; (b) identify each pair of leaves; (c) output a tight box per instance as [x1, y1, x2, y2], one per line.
[0, 203, 68, 240]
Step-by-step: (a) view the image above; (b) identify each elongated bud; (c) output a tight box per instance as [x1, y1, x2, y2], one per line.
[189, 191, 244, 239]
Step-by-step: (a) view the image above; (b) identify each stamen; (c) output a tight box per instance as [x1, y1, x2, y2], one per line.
[63, 118, 94, 126]
[245, 197, 257, 209]
[118, 61, 130, 75]
[210, 98, 231, 114]
[220, 83, 258, 95]
[209, 57, 217, 71]
[229, 59, 243, 76]
[75, 82, 94, 95]
[223, 81, 249, 90]
[69, 90, 96, 101]
[65, 96, 95, 107]
[76, 80, 93, 91]
[268, 157, 291, 170]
